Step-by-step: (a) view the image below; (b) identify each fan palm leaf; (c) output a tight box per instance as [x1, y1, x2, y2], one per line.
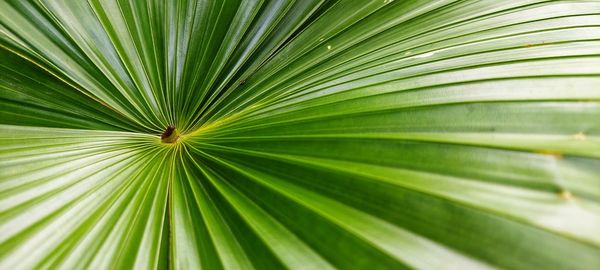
[1, 0, 599, 269]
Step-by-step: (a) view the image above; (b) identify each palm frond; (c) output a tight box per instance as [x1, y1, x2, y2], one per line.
[1, 0, 599, 269]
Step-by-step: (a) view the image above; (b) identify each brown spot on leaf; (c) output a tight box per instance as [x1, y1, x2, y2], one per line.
[559, 190, 573, 200]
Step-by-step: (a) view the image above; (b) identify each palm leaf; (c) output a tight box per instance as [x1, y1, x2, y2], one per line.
[1, 0, 599, 269]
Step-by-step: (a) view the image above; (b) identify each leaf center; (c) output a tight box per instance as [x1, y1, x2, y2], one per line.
[161, 125, 179, 143]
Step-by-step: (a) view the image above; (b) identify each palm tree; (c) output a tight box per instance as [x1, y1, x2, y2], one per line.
[1, 0, 599, 269]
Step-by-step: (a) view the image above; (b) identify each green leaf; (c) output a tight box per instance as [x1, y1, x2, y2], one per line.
[1, 0, 599, 269]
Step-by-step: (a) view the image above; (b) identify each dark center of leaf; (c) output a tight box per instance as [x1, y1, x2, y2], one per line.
[161, 125, 179, 143]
